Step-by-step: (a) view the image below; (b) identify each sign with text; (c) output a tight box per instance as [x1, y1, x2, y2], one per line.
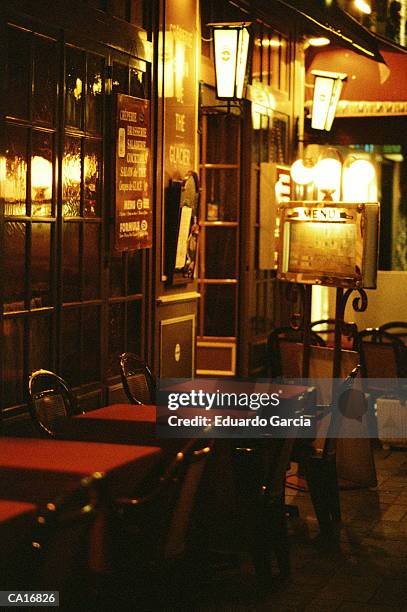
[115, 94, 152, 251]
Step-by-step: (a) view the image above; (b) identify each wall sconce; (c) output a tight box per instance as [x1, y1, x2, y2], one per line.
[311, 70, 347, 131]
[314, 147, 342, 201]
[342, 157, 376, 202]
[290, 159, 315, 186]
[208, 22, 252, 100]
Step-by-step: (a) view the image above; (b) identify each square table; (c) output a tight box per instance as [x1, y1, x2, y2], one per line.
[69, 404, 157, 444]
[0, 500, 37, 558]
[0, 438, 161, 505]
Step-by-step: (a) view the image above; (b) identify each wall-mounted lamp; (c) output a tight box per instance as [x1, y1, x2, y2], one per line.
[208, 22, 252, 100]
[342, 157, 376, 202]
[314, 147, 342, 201]
[290, 159, 315, 186]
[311, 70, 347, 131]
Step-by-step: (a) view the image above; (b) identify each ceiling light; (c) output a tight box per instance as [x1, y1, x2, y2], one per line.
[354, 0, 372, 15]
[307, 37, 331, 47]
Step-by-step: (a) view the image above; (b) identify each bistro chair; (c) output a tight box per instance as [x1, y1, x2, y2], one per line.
[28, 369, 82, 438]
[119, 352, 156, 405]
[302, 365, 363, 535]
[358, 329, 407, 401]
[110, 438, 213, 599]
[379, 321, 407, 348]
[310, 318, 359, 350]
[230, 392, 312, 581]
[268, 326, 325, 379]
[30, 472, 105, 605]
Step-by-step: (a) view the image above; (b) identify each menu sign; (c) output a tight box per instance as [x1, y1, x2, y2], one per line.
[115, 94, 151, 251]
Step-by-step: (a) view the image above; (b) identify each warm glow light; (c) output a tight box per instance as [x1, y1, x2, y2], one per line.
[31, 156, 52, 189]
[342, 158, 376, 202]
[307, 37, 330, 47]
[63, 156, 81, 184]
[212, 23, 251, 99]
[354, 0, 372, 15]
[314, 156, 342, 194]
[258, 38, 281, 47]
[290, 159, 315, 185]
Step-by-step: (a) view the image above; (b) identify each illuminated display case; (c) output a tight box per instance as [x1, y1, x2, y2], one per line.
[277, 201, 379, 288]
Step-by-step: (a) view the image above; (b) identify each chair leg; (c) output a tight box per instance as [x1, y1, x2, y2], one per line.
[325, 458, 341, 522]
[269, 496, 290, 577]
[305, 456, 341, 535]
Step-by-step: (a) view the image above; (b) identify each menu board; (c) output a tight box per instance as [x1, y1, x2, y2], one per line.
[277, 202, 379, 288]
[115, 94, 152, 251]
[288, 222, 357, 277]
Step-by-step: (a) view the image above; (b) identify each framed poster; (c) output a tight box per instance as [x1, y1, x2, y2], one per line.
[115, 94, 152, 251]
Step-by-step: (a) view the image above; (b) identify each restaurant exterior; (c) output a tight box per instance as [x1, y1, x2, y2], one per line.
[0, 0, 388, 426]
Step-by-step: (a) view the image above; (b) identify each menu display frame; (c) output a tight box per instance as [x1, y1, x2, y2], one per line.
[114, 94, 152, 252]
[277, 201, 380, 289]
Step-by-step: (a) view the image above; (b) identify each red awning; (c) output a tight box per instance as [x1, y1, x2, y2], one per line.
[305, 43, 407, 117]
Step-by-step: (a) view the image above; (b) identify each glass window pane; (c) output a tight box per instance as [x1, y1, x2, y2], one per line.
[108, 302, 125, 376]
[112, 62, 128, 94]
[83, 223, 100, 299]
[86, 53, 104, 133]
[82, 306, 101, 383]
[204, 284, 236, 337]
[4, 222, 26, 311]
[3, 318, 25, 407]
[7, 26, 30, 119]
[62, 222, 80, 302]
[33, 37, 57, 124]
[128, 251, 143, 294]
[30, 314, 52, 373]
[109, 253, 125, 297]
[206, 114, 240, 165]
[31, 131, 53, 217]
[204, 227, 237, 278]
[126, 300, 142, 355]
[31, 223, 52, 308]
[65, 46, 85, 129]
[61, 309, 81, 386]
[63, 136, 81, 217]
[84, 139, 102, 217]
[130, 67, 146, 99]
[205, 169, 239, 221]
[5, 125, 27, 216]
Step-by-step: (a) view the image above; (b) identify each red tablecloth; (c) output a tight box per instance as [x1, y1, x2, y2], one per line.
[0, 500, 37, 558]
[66, 404, 181, 459]
[0, 438, 161, 504]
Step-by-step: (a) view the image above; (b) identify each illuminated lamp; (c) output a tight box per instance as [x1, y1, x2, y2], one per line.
[342, 157, 376, 202]
[311, 70, 347, 131]
[354, 0, 372, 14]
[209, 22, 252, 99]
[290, 159, 315, 185]
[314, 148, 342, 201]
[307, 37, 330, 47]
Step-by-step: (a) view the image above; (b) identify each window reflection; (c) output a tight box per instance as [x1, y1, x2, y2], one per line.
[63, 137, 81, 217]
[84, 140, 101, 216]
[66, 47, 85, 128]
[4, 125, 27, 216]
[33, 37, 57, 124]
[86, 54, 103, 133]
